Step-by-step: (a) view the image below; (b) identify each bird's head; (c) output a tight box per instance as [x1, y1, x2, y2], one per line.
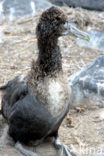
[36, 6, 67, 39]
[36, 6, 90, 41]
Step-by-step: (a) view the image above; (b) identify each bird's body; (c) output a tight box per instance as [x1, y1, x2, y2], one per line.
[0, 6, 89, 156]
[0, 7, 71, 147]
[27, 63, 70, 117]
[1, 73, 70, 145]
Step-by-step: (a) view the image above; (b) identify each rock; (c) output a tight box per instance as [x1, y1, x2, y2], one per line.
[1, 0, 104, 19]
[49, 0, 104, 11]
[2, 0, 53, 18]
[90, 153, 104, 156]
[2, 0, 104, 19]
[77, 30, 104, 51]
[68, 54, 104, 108]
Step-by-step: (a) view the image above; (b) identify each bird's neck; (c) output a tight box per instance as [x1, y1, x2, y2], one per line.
[37, 37, 62, 76]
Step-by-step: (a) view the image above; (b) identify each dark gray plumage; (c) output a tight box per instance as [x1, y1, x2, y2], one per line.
[0, 6, 76, 156]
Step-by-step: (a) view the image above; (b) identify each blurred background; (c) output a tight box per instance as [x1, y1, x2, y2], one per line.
[0, 0, 104, 156]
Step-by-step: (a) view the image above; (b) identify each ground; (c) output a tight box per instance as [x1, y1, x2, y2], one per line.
[0, 7, 104, 156]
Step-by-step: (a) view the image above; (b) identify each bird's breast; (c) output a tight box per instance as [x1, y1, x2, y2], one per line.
[36, 75, 71, 117]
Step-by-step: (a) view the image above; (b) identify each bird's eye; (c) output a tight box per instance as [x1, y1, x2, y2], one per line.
[63, 22, 66, 24]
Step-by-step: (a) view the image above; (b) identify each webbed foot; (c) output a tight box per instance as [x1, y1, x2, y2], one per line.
[54, 136, 62, 149]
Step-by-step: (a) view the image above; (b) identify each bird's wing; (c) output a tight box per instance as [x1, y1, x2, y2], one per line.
[0, 75, 28, 117]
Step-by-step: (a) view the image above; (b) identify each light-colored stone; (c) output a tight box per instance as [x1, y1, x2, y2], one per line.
[68, 54, 104, 108]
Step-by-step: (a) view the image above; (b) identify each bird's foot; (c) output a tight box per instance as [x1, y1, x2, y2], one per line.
[54, 137, 62, 149]
[15, 142, 38, 156]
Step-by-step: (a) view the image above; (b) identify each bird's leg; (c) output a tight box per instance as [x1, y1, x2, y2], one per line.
[15, 141, 38, 156]
[53, 133, 77, 156]
[53, 133, 62, 149]
[0, 125, 39, 156]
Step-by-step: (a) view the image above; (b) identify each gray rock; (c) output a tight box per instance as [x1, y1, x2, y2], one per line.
[2, 0, 53, 17]
[77, 30, 104, 51]
[1, 0, 104, 19]
[49, 0, 104, 11]
[90, 153, 104, 156]
[68, 54, 104, 108]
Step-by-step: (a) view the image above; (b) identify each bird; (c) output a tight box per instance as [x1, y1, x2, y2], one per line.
[0, 6, 89, 156]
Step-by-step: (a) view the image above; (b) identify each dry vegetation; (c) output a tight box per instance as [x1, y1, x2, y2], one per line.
[0, 7, 104, 156]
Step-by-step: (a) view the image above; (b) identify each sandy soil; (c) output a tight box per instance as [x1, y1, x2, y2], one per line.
[0, 7, 104, 156]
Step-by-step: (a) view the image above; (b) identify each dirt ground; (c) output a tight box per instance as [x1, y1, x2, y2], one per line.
[0, 7, 104, 156]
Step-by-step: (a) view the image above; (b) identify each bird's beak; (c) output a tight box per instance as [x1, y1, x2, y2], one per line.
[63, 22, 90, 41]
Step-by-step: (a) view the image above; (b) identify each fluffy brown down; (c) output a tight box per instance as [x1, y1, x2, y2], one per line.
[27, 7, 71, 117]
